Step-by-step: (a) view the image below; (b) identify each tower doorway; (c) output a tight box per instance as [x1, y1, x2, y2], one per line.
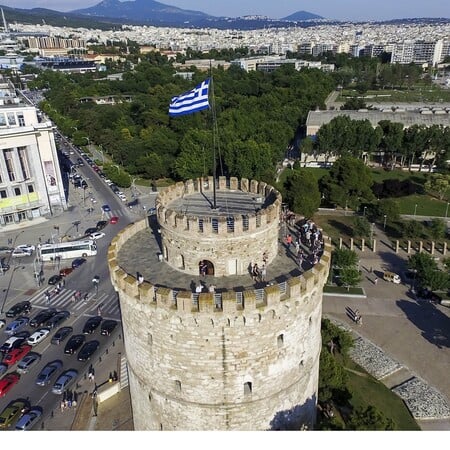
[199, 260, 215, 276]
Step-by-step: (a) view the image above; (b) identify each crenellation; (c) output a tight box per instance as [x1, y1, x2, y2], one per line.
[230, 177, 239, 190]
[240, 178, 249, 192]
[250, 179, 259, 194]
[218, 176, 227, 190]
[264, 283, 281, 307]
[199, 293, 215, 313]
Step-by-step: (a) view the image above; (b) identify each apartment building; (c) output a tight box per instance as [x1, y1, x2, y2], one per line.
[0, 78, 67, 227]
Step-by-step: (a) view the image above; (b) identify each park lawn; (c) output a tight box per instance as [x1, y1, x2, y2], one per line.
[313, 214, 356, 243]
[339, 85, 450, 103]
[343, 359, 420, 430]
[370, 168, 428, 185]
[396, 194, 450, 216]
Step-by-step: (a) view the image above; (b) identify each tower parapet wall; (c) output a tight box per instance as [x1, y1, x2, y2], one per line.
[155, 177, 282, 276]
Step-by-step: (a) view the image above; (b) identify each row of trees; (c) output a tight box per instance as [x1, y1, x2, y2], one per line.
[302, 116, 450, 171]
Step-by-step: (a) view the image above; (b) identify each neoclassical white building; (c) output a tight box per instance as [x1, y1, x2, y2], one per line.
[0, 77, 67, 227]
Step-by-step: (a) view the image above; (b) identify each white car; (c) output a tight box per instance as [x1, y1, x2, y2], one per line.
[16, 244, 36, 253]
[12, 244, 35, 258]
[27, 328, 51, 346]
[89, 231, 105, 240]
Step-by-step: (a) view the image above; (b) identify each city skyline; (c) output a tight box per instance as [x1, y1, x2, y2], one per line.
[1, 0, 449, 22]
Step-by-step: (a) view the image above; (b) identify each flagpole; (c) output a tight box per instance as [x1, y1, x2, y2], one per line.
[210, 63, 217, 210]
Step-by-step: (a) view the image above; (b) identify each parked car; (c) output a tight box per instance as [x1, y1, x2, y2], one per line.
[5, 301, 31, 318]
[59, 267, 73, 277]
[77, 340, 100, 362]
[0, 246, 13, 255]
[71, 258, 86, 269]
[27, 328, 50, 346]
[101, 204, 111, 213]
[51, 327, 73, 345]
[0, 399, 29, 428]
[51, 369, 78, 395]
[100, 320, 118, 336]
[45, 311, 70, 330]
[84, 227, 97, 236]
[48, 274, 63, 285]
[0, 363, 7, 376]
[89, 231, 105, 240]
[2, 345, 32, 366]
[13, 331, 30, 340]
[82, 316, 102, 334]
[64, 334, 85, 355]
[4, 317, 29, 336]
[0, 372, 20, 397]
[35, 360, 63, 386]
[15, 407, 43, 430]
[109, 216, 119, 224]
[17, 352, 41, 374]
[29, 309, 57, 328]
[96, 220, 108, 231]
[0, 320, 5, 329]
[0, 336, 26, 354]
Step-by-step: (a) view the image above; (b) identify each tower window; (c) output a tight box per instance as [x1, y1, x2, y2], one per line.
[175, 380, 181, 392]
[277, 334, 284, 348]
[14, 187, 21, 196]
[244, 382, 252, 395]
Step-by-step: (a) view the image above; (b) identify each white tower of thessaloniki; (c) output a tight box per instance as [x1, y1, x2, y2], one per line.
[109, 176, 331, 430]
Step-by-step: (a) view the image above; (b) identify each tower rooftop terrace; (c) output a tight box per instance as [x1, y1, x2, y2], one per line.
[167, 190, 268, 217]
[115, 216, 325, 297]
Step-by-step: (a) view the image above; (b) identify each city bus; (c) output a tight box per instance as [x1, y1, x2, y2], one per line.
[37, 240, 97, 261]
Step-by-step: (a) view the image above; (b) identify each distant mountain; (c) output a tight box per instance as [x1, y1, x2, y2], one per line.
[282, 10, 324, 21]
[71, 0, 213, 24]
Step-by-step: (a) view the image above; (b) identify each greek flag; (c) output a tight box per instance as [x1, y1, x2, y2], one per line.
[169, 78, 210, 117]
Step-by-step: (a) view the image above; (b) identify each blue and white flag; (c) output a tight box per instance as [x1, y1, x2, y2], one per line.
[169, 78, 210, 117]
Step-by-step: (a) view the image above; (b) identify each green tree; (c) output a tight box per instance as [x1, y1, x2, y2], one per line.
[283, 170, 321, 218]
[424, 174, 450, 200]
[347, 406, 395, 430]
[339, 267, 362, 291]
[320, 156, 375, 209]
[353, 216, 371, 238]
[428, 218, 446, 240]
[377, 198, 400, 223]
[318, 349, 348, 403]
[421, 270, 450, 292]
[408, 252, 438, 276]
[402, 220, 424, 239]
[332, 249, 359, 268]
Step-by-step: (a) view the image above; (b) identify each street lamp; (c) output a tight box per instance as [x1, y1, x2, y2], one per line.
[363, 206, 367, 217]
[446, 202, 449, 218]
[414, 204, 418, 217]
[383, 215, 387, 230]
[83, 136, 90, 147]
[98, 144, 105, 164]
[1, 265, 25, 316]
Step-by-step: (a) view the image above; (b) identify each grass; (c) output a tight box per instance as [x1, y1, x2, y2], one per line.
[344, 358, 420, 430]
[339, 84, 450, 103]
[396, 194, 450, 216]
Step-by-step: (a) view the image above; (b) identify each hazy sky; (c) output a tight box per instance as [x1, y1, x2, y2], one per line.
[3, 0, 450, 21]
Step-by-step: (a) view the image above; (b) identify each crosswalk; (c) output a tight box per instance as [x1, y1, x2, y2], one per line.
[119, 355, 129, 390]
[28, 287, 121, 320]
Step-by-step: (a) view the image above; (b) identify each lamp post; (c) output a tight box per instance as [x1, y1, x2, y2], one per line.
[370, 222, 375, 246]
[98, 144, 105, 164]
[1, 265, 25, 316]
[414, 204, 418, 217]
[83, 136, 90, 147]
[446, 202, 449, 218]
[383, 214, 387, 230]
[363, 206, 367, 217]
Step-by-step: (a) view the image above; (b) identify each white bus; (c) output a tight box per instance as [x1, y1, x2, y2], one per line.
[38, 240, 97, 261]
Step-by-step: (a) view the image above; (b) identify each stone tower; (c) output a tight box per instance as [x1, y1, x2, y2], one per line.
[109, 177, 331, 431]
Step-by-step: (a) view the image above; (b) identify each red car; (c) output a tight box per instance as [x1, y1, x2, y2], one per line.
[59, 267, 73, 277]
[2, 345, 32, 367]
[109, 216, 119, 224]
[0, 372, 20, 397]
